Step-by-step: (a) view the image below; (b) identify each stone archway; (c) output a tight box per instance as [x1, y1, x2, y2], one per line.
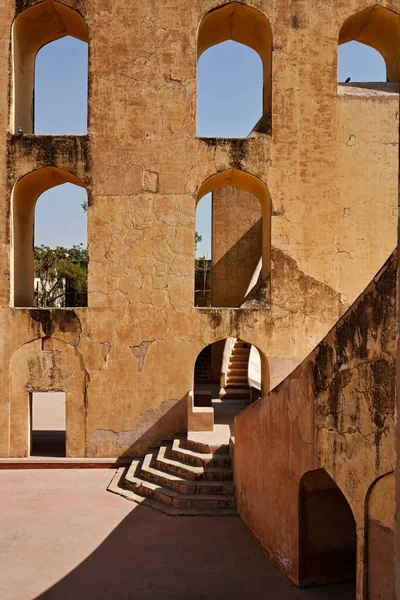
[10, 337, 86, 457]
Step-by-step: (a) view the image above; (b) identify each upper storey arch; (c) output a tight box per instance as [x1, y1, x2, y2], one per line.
[12, 0, 88, 134]
[11, 166, 87, 308]
[338, 5, 400, 82]
[196, 168, 271, 282]
[197, 2, 272, 135]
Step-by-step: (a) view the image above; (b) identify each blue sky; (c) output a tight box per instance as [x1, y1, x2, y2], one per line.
[34, 38, 386, 257]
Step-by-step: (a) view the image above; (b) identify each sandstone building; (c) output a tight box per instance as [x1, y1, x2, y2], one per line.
[0, 1, 399, 599]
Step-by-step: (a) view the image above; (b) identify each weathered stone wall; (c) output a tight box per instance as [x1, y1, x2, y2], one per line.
[0, 0, 398, 459]
[234, 251, 397, 600]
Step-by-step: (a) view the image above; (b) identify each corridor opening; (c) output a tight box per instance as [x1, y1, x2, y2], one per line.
[299, 469, 356, 589]
[30, 392, 66, 457]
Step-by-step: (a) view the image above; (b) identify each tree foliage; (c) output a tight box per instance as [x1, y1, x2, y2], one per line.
[195, 232, 207, 275]
[34, 244, 88, 307]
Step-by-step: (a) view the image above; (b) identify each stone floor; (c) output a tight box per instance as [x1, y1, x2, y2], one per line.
[0, 469, 356, 600]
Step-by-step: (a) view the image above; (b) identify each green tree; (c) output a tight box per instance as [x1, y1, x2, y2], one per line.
[34, 244, 88, 307]
[195, 232, 207, 275]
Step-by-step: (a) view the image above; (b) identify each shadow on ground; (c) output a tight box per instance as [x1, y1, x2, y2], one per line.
[37, 501, 355, 600]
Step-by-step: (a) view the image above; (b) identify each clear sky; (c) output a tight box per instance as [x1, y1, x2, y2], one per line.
[34, 37, 386, 257]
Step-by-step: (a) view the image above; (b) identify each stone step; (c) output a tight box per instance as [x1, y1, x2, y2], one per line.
[185, 436, 229, 455]
[171, 438, 231, 467]
[155, 444, 233, 481]
[229, 358, 248, 365]
[231, 348, 251, 356]
[213, 398, 249, 406]
[220, 388, 250, 399]
[126, 471, 236, 510]
[234, 341, 248, 348]
[227, 364, 248, 371]
[108, 468, 237, 517]
[140, 452, 234, 495]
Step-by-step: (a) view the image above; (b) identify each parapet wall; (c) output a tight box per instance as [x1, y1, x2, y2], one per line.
[234, 250, 397, 600]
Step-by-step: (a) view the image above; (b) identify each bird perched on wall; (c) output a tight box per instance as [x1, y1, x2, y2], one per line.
[345, 77, 351, 83]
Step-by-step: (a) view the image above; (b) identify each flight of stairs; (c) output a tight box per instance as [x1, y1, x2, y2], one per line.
[220, 339, 251, 401]
[108, 434, 237, 516]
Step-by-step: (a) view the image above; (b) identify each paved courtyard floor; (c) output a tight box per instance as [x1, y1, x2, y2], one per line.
[0, 469, 356, 600]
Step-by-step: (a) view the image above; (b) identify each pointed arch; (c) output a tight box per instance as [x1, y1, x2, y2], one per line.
[9, 337, 86, 457]
[196, 169, 271, 280]
[338, 5, 400, 82]
[197, 2, 272, 133]
[299, 469, 357, 587]
[12, 0, 89, 133]
[11, 167, 86, 307]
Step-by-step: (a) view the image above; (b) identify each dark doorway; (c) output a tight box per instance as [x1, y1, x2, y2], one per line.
[299, 469, 357, 589]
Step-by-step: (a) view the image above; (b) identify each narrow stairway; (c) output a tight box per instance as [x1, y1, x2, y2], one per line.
[108, 434, 237, 516]
[220, 339, 251, 401]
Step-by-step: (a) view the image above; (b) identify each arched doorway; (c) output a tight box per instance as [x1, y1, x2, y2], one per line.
[10, 337, 86, 458]
[299, 469, 356, 589]
[193, 337, 269, 438]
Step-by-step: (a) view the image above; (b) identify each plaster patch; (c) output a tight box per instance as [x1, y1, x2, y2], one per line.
[129, 340, 154, 372]
[142, 170, 159, 193]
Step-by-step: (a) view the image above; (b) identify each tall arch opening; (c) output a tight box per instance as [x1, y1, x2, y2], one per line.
[35, 35, 88, 134]
[12, 167, 87, 308]
[193, 337, 269, 434]
[197, 41, 263, 138]
[10, 337, 86, 458]
[195, 169, 270, 308]
[338, 6, 400, 84]
[299, 469, 357, 588]
[12, 1, 89, 134]
[197, 2, 272, 136]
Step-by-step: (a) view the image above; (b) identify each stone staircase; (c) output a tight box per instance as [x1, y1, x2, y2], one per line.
[220, 339, 251, 401]
[108, 434, 237, 516]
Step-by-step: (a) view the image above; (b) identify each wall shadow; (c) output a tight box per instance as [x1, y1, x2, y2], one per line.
[35, 500, 356, 600]
[212, 219, 262, 307]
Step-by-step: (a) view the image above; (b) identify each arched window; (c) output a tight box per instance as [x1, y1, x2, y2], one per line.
[299, 469, 357, 588]
[12, 1, 88, 134]
[198, 41, 263, 137]
[338, 6, 400, 84]
[12, 167, 88, 308]
[195, 169, 270, 308]
[197, 2, 272, 136]
[35, 36, 88, 134]
[338, 41, 387, 83]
